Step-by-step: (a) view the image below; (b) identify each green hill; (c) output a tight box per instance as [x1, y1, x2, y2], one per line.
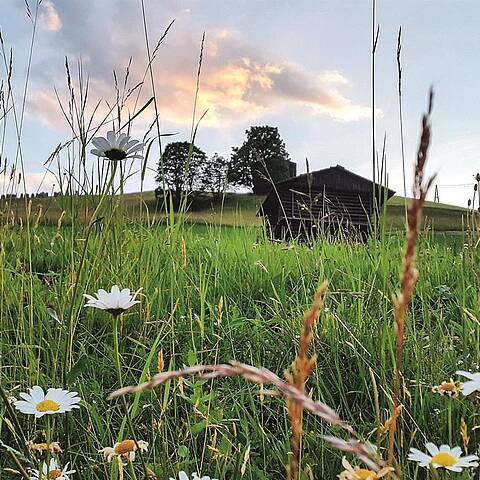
[2, 191, 475, 232]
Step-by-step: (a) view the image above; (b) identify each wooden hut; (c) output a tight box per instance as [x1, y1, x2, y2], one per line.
[259, 165, 395, 239]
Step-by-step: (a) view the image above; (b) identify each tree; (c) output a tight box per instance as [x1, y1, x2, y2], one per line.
[156, 141, 207, 203]
[228, 126, 293, 194]
[200, 153, 229, 200]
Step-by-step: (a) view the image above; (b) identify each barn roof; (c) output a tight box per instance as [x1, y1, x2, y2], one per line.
[260, 164, 395, 220]
[263, 165, 394, 200]
[272, 165, 395, 195]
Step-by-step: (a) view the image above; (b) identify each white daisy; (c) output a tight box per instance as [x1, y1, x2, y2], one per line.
[456, 370, 480, 396]
[14, 386, 81, 418]
[170, 472, 218, 480]
[99, 439, 148, 464]
[83, 285, 142, 316]
[338, 457, 393, 479]
[408, 443, 479, 472]
[91, 131, 144, 161]
[432, 379, 462, 397]
[29, 458, 75, 480]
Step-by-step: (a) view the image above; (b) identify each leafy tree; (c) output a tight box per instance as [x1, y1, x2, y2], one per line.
[228, 126, 293, 194]
[156, 141, 207, 203]
[200, 153, 229, 200]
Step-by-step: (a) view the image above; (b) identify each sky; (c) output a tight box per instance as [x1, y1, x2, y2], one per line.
[1, 0, 479, 206]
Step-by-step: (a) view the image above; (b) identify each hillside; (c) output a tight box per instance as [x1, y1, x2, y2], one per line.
[1, 191, 475, 231]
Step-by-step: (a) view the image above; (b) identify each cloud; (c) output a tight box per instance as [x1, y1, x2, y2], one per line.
[157, 56, 376, 126]
[26, 89, 63, 128]
[26, 4, 376, 131]
[152, 30, 377, 125]
[39, 0, 62, 32]
[23, 171, 57, 192]
[1, 171, 57, 195]
[320, 70, 350, 85]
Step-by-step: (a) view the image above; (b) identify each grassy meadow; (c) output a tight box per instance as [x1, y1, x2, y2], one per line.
[1, 197, 480, 478]
[1, 4, 480, 479]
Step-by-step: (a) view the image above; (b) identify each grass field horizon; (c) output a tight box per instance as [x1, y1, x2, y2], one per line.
[1, 190, 475, 233]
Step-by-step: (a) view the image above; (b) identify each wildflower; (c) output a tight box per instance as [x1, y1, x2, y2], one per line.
[91, 131, 144, 161]
[338, 458, 393, 479]
[170, 472, 218, 480]
[83, 285, 142, 316]
[29, 458, 75, 480]
[100, 439, 148, 463]
[408, 443, 479, 472]
[14, 386, 80, 418]
[456, 370, 480, 396]
[432, 379, 462, 397]
[27, 440, 62, 454]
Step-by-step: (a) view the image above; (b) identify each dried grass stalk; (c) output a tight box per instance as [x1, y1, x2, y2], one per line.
[110, 359, 390, 473]
[388, 89, 436, 467]
[285, 281, 328, 480]
[110, 361, 342, 425]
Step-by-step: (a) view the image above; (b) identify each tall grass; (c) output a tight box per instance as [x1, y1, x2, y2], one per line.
[1, 218, 479, 477]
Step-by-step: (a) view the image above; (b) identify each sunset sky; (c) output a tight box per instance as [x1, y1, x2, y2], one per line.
[2, 0, 479, 206]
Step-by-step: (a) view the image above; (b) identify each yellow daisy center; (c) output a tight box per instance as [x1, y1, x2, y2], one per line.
[440, 383, 456, 392]
[431, 452, 457, 467]
[354, 469, 377, 480]
[114, 439, 136, 455]
[36, 399, 60, 412]
[45, 470, 62, 479]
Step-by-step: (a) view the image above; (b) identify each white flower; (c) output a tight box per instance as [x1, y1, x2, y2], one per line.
[408, 443, 479, 472]
[170, 472, 218, 480]
[338, 457, 393, 479]
[29, 458, 75, 480]
[100, 439, 148, 464]
[91, 131, 144, 161]
[432, 379, 462, 397]
[456, 370, 480, 396]
[14, 386, 80, 418]
[83, 285, 142, 315]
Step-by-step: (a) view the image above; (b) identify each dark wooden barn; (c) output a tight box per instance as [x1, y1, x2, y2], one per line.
[259, 165, 395, 239]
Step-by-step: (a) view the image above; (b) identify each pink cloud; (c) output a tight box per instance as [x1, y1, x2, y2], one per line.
[39, 1, 62, 33]
[26, 28, 377, 131]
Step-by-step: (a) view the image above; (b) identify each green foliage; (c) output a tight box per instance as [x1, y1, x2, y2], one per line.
[200, 153, 229, 200]
[228, 126, 293, 194]
[156, 141, 207, 202]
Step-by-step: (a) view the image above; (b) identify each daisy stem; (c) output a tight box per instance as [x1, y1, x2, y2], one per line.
[46, 415, 52, 476]
[448, 398, 453, 445]
[64, 160, 119, 384]
[113, 314, 149, 480]
[113, 314, 124, 390]
[128, 462, 137, 479]
[428, 466, 441, 480]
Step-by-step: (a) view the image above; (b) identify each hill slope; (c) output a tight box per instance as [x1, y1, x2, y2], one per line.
[1, 191, 474, 231]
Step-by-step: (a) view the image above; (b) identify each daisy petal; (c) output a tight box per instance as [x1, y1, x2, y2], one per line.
[461, 380, 480, 396]
[426, 443, 439, 456]
[92, 137, 110, 150]
[107, 131, 117, 147]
